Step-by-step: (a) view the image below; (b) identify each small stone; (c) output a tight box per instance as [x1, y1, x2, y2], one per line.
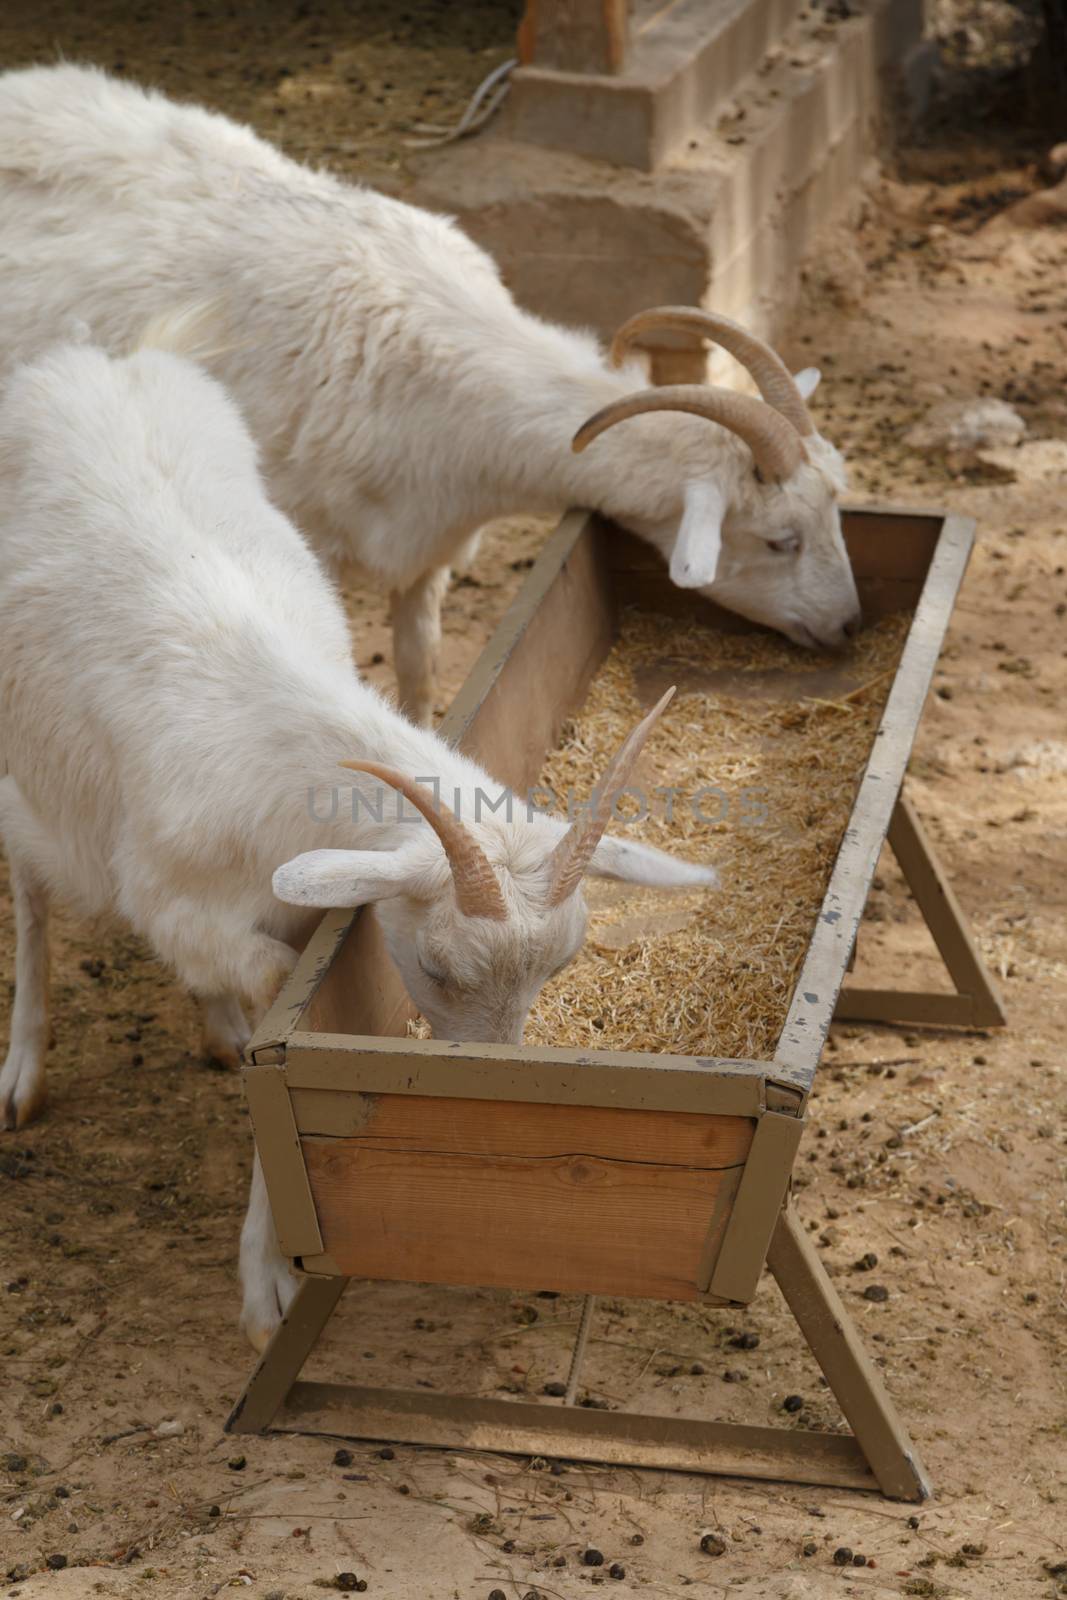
[630, 1534, 644, 1546]
[722, 1368, 747, 1383]
[729, 1331, 759, 1350]
[543, 1381, 567, 1397]
[208, 1505, 221, 1518]
[854, 1251, 878, 1271]
[803, 1542, 817, 1556]
[863, 1284, 890, 1302]
[583, 1548, 605, 1567]
[334, 1576, 362, 1593]
[700, 1532, 726, 1556]
[689, 1362, 705, 1375]
[907, 1515, 921, 1528]
[522, 1592, 540, 1600]
[553, 1554, 567, 1566]
[488, 1590, 507, 1600]
[378, 1446, 395, 1460]
[782, 1394, 804, 1413]
[833, 1547, 853, 1565]
[853, 1553, 868, 1566]
[54, 1486, 70, 1499]
[227, 1454, 246, 1470]
[3, 1453, 28, 1473]
[333, 1448, 354, 1467]
[46, 1555, 68, 1570]
[609, 1564, 626, 1580]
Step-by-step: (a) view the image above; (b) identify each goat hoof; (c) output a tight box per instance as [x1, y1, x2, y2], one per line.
[203, 1043, 245, 1073]
[1, 1081, 47, 1131]
[0, 1054, 47, 1131]
[243, 1320, 275, 1355]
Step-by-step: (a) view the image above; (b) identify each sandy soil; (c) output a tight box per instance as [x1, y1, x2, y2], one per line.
[1, 11, 1066, 1600]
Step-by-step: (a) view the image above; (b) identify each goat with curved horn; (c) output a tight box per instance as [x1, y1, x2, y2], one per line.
[611, 305, 814, 438]
[573, 386, 804, 484]
[546, 686, 677, 907]
[340, 760, 508, 920]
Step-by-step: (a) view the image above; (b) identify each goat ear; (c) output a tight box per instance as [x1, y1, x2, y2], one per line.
[272, 848, 422, 909]
[793, 366, 822, 401]
[670, 480, 727, 589]
[586, 834, 719, 890]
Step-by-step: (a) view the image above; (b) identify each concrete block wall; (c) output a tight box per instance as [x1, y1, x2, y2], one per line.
[406, 0, 931, 369]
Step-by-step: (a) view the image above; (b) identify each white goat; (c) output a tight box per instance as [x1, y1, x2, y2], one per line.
[0, 335, 715, 1344]
[0, 64, 860, 727]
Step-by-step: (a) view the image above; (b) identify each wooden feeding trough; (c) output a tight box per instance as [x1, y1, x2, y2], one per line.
[227, 505, 1005, 1501]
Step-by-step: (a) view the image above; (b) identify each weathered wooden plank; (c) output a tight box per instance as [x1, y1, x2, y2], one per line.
[834, 987, 977, 1027]
[303, 1136, 743, 1299]
[244, 1065, 324, 1259]
[437, 508, 615, 792]
[773, 513, 975, 1085]
[706, 1111, 804, 1302]
[276, 1381, 879, 1490]
[768, 1206, 931, 1502]
[885, 791, 1006, 1027]
[285, 1033, 770, 1116]
[226, 1274, 348, 1435]
[292, 1092, 754, 1166]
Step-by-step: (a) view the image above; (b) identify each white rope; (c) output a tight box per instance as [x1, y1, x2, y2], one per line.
[403, 56, 517, 149]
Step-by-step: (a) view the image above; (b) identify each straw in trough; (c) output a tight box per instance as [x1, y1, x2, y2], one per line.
[524, 608, 910, 1060]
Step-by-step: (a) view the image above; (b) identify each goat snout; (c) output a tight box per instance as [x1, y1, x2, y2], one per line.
[817, 608, 864, 652]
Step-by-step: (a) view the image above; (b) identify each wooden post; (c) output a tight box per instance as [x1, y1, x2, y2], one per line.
[518, 0, 630, 75]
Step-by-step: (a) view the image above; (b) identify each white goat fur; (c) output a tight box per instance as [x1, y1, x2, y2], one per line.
[0, 337, 716, 1342]
[0, 64, 858, 725]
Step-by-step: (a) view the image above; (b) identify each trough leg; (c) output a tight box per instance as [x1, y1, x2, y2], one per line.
[835, 790, 1006, 1028]
[887, 792, 1005, 1025]
[767, 1203, 931, 1501]
[226, 1273, 349, 1435]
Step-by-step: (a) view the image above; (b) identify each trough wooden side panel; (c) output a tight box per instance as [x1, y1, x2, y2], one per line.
[301, 1110, 753, 1299]
[296, 1093, 753, 1165]
[605, 512, 940, 624]
[439, 511, 616, 793]
[305, 907, 414, 1041]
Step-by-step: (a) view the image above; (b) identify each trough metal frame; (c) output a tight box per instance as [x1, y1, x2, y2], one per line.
[226, 506, 1004, 1502]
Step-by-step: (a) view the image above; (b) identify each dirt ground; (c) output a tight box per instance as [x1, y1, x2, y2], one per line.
[2, 7, 1066, 1600]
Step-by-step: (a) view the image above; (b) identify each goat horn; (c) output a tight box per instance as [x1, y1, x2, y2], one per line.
[546, 686, 676, 908]
[572, 385, 804, 483]
[611, 306, 814, 437]
[339, 760, 508, 920]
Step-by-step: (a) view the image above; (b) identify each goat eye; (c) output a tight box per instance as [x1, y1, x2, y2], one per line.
[768, 533, 801, 555]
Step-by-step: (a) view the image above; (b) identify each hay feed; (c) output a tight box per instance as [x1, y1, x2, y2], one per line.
[524, 608, 910, 1061]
